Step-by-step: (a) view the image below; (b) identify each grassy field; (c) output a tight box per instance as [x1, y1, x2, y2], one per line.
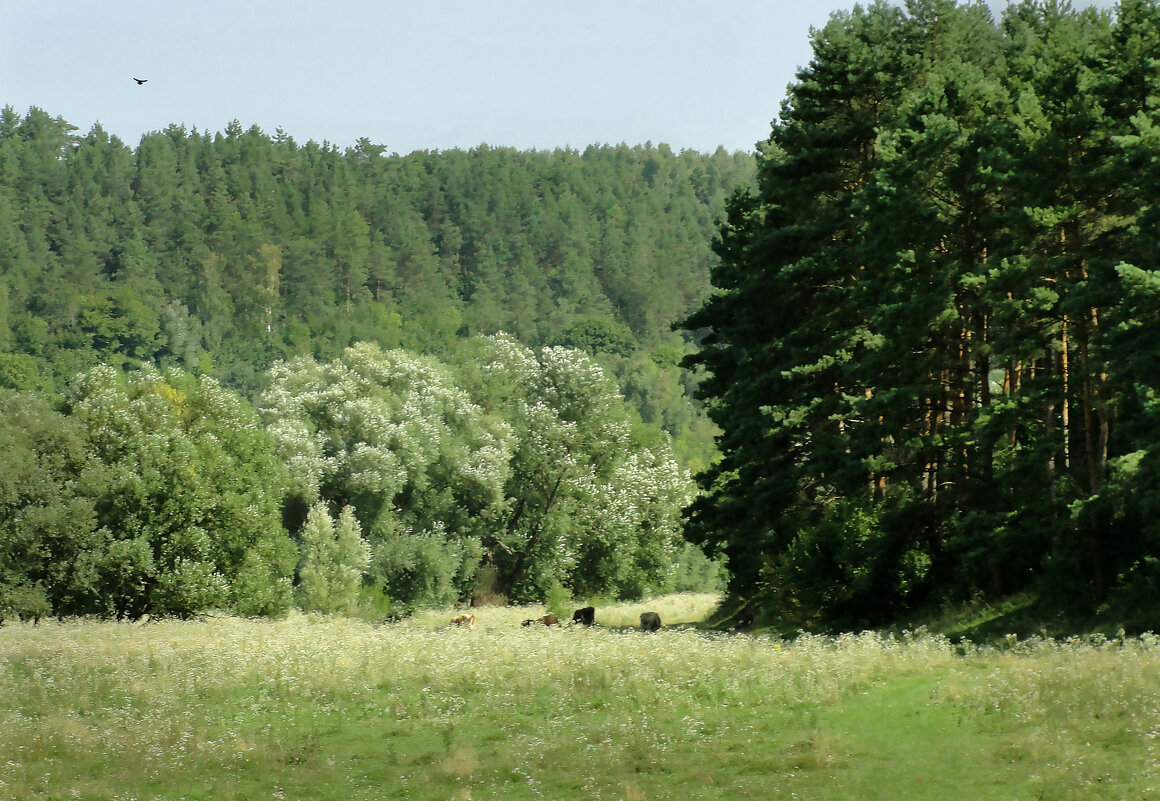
[3, 594, 1160, 800]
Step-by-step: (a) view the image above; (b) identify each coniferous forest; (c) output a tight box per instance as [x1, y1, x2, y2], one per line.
[8, 0, 1160, 631]
[684, 0, 1160, 629]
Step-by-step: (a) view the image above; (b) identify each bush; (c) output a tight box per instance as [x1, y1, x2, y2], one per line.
[672, 543, 727, 594]
[544, 579, 574, 619]
[297, 504, 371, 614]
[0, 581, 51, 623]
[372, 524, 482, 613]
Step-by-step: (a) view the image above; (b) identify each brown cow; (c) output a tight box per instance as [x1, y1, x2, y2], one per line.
[572, 606, 596, 626]
[640, 611, 662, 632]
[522, 614, 560, 627]
[450, 613, 476, 629]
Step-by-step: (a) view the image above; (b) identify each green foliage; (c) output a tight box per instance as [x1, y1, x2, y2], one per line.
[258, 336, 692, 611]
[0, 581, 50, 623]
[0, 352, 43, 390]
[372, 525, 482, 613]
[0, 104, 753, 620]
[683, 0, 1160, 626]
[1, 337, 694, 620]
[0, 366, 296, 620]
[70, 366, 296, 618]
[0, 107, 753, 466]
[671, 542, 727, 594]
[230, 534, 296, 617]
[455, 335, 694, 603]
[543, 579, 574, 619]
[260, 342, 511, 609]
[297, 504, 371, 614]
[0, 389, 104, 617]
[556, 316, 636, 357]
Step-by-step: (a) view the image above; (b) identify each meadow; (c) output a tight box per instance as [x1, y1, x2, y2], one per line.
[2, 594, 1160, 801]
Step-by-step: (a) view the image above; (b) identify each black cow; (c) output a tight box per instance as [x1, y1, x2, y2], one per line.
[572, 606, 595, 626]
[640, 611, 662, 632]
[732, 607, 755, 630]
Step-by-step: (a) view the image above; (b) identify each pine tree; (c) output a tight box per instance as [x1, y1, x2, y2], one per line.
[297, 503, 370, 614]
[682, 0, 923, 620]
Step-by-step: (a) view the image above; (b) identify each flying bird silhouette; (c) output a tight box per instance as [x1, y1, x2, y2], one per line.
[133, 78, 147, 85]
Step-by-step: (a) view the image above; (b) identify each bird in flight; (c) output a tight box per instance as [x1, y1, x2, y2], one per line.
[133, 78, 147, 85]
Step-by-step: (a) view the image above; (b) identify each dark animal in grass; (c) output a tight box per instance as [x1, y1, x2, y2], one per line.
[522, 614, 560, 627]
[640, 611, 662, 632]
[572, 606, 595, 626]
[733, 607, 755, 630]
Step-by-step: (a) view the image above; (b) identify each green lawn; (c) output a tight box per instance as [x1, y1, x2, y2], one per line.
[2, 597, 1158, 800]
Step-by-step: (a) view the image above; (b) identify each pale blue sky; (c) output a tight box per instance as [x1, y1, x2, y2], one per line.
[2, 1, 1117, 155]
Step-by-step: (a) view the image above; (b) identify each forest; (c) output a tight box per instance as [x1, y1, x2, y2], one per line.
[684, 0, 1160, 629]
[0, 105, 750, 620]
[0, 110, 752, 469]
[10, 0, 1160, 631]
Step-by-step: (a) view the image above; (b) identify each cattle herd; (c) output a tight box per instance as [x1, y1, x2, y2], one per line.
[453, 606, 663, 632]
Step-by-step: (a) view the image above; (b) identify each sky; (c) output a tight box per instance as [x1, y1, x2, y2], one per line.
[3, 0, 1118, 156]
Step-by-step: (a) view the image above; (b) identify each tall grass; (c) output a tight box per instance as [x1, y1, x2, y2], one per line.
[2, 596, 1159, 800]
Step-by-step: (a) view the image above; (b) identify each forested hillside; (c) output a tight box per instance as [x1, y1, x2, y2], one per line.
[684, 0, 1160, 630]
[0, 109, 753, 466]
[0, 107, 752, 621]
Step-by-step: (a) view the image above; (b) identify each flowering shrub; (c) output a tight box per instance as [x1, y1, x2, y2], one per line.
[463, 335, 694, 601]
[3, 336, 699, 620]
[261, 343, 514, 609]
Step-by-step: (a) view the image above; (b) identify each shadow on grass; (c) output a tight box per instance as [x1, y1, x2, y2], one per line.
[700, 589, 1160, 646]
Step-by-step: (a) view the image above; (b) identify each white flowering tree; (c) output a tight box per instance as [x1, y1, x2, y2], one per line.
[260, 342, 514, 610]
[570, 448, 695, 599]
[459, 335, 693, 602]
[58, 365, 295, 618]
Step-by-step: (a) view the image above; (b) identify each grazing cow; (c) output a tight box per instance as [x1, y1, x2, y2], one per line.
[640, 611, 662, 632]
[522, 614, 560, 627]
[572, 606, 596, 626]
[450, 613, 475, 629]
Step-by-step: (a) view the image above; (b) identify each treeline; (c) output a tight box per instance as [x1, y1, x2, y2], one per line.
[0, 109, 752, 620]
[684, 0, 1160, 628]
[0, 109, 753, 469]
[1, 337, 720, 621]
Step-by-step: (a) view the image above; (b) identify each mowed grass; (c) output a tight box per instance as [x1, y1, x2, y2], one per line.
[3, 594, 1160, 800]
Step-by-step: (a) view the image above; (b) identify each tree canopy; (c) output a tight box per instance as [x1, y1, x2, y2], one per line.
[0, 111, 752, 467]
[2, 338, 701, 620]
[0, 368, 295, 619]
[683, 0, 1160, 628]
[0, 106, 744, 620]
